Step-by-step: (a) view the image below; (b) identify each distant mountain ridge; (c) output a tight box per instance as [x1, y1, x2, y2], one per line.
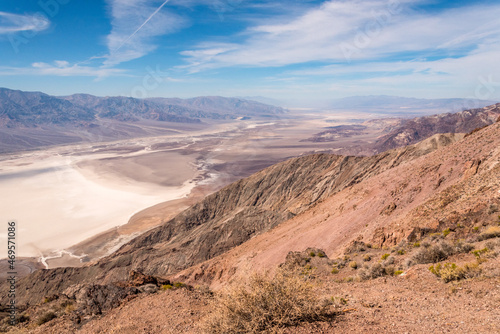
[0, 88, 286, 128]
[327, 95, 497, 114]
[373, 103, 500, 152]
[0, 88, 287, 153]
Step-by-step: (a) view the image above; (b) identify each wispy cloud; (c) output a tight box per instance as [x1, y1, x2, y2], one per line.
[0, 11, 50, 34]
[104, 0, 187, 66]
[0, 61, 127, 78]
[180, 0, 500, 70]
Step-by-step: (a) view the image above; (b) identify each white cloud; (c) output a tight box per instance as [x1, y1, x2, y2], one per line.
[0, 61, 127, 78]
[180, 0, 500, 69]
[104, 0, 187, 66]
[0, 11, 50, 34]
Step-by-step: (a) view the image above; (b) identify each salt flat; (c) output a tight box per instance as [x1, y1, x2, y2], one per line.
[0, 144, 199, 259]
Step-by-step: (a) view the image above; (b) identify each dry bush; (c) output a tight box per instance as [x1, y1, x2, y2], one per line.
[429, 262, 481, 282]
[478, 226, 500, 241]
[358, 263, 385, 280]
[202, 269, 335, 333]
[36, 311, 56, 326]
[408, 241, 455, 266]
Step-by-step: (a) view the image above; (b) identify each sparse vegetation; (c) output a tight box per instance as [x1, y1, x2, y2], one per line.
[407, 241, 454, 265]
[478, 226, 500, 240]
[429, 262, 481, 282]
[442, 228, 451, 237]
[381, 253, 390, 260]
[349, 261, 358, 269]
[203, 269, 336, 333]
[173, 282, 186, 288]
[36, 311, 57, 326]
[363, 254, 372, 262]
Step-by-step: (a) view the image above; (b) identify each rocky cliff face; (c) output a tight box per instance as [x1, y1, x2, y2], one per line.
[373, 103, 500, 152]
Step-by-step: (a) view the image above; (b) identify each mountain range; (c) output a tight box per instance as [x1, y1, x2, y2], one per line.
[0, 88, 286, 153]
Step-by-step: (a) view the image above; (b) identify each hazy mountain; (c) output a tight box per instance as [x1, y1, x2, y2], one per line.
[0, 88, 286, 153]
[327, 95, 497, 115]
[0, 88, 286, 128]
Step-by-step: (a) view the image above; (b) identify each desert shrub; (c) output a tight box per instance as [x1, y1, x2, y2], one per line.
[161, 284, 173, 290]
[309, 251, 316, 257]
[485, 240, 500, 250]
[443, 228, 451, 237]
[394, 270, 404, 276]
[203, 269, 335, 333]
[383, 256, 395, 265]
[317, 252, 325, 258]
[413, 242, 421, 248]
[381, 253, 390, 260]
[454, 241, 474, 254]
[429, 232, 444, 241]
[429, 262, 481, 282]
[397, 249, 405, 255]
[358, 263, 385, 280]
[37, 312, 56, 326]
[408, 241, 454, 265]
[478, 226, 500, 241]
[349, 261, 358, 269]
[65, 303, 75, 313]
[363, 254, 372, 262]
[331, 267, 339, 274]
[384, 265, 395, 276]
[173, 282, 186, 288]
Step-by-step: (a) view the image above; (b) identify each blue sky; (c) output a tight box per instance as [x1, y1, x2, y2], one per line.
[1, 0, 500, 105]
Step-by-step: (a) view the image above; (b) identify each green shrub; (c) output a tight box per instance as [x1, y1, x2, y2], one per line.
[394, 270, 404, 276]
[443, 228, 451, 237]
[381, 253, 390, 260]
[161, 284, 173, 290]
[429, 262, 481, 282]
[309, 251, 316, 257]
[173, 282, 186, 288]
[331, 267, 339, 274]
[317, 252, 325, 258]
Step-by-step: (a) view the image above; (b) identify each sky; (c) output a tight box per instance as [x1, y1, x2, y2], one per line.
[0, 0, 500, 106]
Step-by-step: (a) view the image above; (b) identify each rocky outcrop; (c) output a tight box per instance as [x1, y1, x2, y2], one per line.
[373, 103, 500, 152]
